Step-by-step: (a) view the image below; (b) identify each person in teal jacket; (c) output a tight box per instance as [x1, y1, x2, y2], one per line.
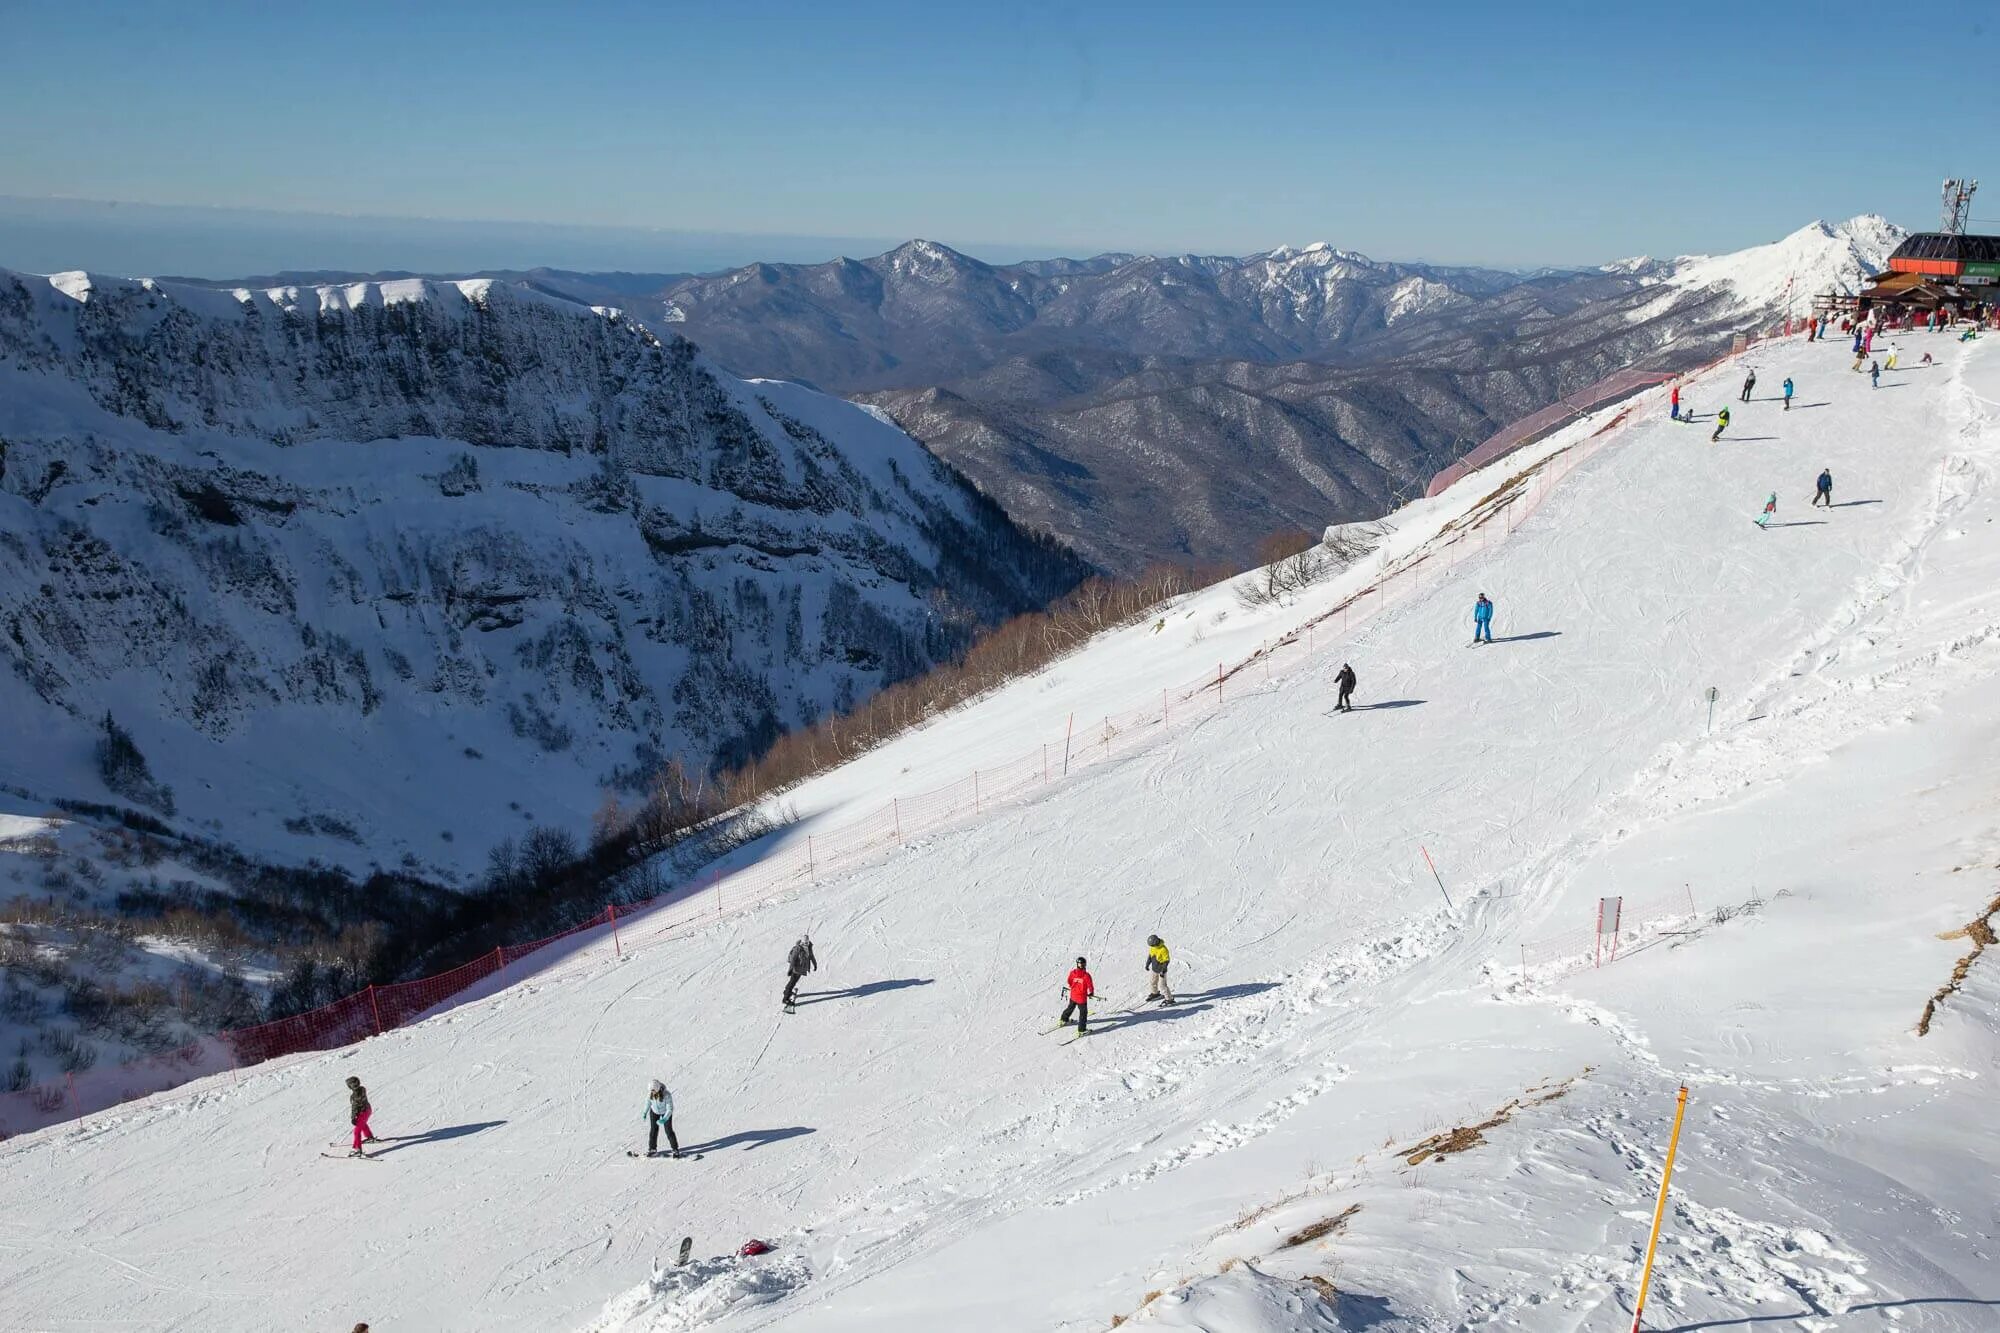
[1782, 377, 1794, 411]
[1472, 593, 1494, 644]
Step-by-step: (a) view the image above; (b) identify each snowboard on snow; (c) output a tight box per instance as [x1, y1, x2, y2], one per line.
[677, 1237, 693, 1267]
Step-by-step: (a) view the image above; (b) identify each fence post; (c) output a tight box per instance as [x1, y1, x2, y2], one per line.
[973, 771, 980, 815]
[1630, 1086, 1691, 1333]
[1217, 663, 1224, 705]
[1419, 846, 1453, 910]
[368, 985, 383, 1036]
[1042, 743, 1049, 783]
[1163, 688, 1170, 724]
[1101, 715, 1109, 756]
[893, 799, 902, 843]
[609, 903, 621, 958]
[1519, 945, 1528, 987]
[807, 835, 817, 884]
[492, 945, 504, 984]
[1062, 714, 1074, 777]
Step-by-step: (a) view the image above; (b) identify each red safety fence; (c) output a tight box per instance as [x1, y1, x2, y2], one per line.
[0, 330, 1788, 1141]
[1423, 315, 1809, 500]
[1510, 885, 1705, 986]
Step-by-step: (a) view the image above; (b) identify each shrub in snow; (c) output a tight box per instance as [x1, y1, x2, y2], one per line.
[95, 713, 175, 817]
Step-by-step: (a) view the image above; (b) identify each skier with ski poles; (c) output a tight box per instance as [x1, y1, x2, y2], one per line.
[1472, 594, 1494, 644]
[344, 1075, 377, 1157]
[782, 934, 816, 1010]
[1711, 407, 1730, 443]
[1669, 383, 1681, 420]
[1782, 377, 1794, 410]
[1059, 957, 1095, 1035]
[1812, 469, 1833, 507]
[1740, 369, 1757, 403]
[1334, 662, 1357, 711]
[642, 1078, 682, 1158]
[1143, 936, 1175, 1006]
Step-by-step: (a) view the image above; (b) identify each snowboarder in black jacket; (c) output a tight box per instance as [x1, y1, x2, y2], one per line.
[1741, 370, 1757, 402]
[1334, 663, 1357, 711]
[782, 935, 816, 1007]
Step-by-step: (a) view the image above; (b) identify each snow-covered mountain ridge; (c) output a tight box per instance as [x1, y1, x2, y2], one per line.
[1652, 214, 1904, 309]
[0, 266, 1084, 881]
[577, 216, 1907, 572]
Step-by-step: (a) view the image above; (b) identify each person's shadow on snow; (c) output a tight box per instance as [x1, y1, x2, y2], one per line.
[679, 1126, 816, 1155]
[372, 1120, 508, 1156]
[1171, 982, 1280, 1004]
[792, 978, 934, 1005]
[1486, 631, 1561, 644]
[1087, 1003, 1215, 1034]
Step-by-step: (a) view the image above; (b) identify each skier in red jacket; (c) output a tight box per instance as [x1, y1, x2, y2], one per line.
[1060, 957, 1095, 1034]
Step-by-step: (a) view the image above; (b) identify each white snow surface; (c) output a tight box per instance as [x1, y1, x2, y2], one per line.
[3, 333, 1999, 1332]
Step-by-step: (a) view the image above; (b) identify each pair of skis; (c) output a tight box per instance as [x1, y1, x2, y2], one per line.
[627, 1149, 704, 1160]
[322, 1141, 383, 1161]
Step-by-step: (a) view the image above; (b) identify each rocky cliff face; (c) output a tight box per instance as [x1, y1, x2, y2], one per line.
[0, 270, 1084, 878]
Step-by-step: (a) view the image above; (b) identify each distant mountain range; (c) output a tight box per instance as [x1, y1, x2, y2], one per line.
[499, 218, 1902, 570]
[114, 217, 1902, 574]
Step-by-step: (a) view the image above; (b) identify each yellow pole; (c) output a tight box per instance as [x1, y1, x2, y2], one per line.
[1630, 1085, 1690, 1332]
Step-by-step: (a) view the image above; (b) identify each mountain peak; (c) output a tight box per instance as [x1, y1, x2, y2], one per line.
[886, 238, 975, 267]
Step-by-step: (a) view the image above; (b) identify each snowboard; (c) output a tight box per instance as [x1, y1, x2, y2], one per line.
[677, 1237, 693, 1267]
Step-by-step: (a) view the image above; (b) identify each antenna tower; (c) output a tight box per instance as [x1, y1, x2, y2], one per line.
[1942, 178, 1979, 234]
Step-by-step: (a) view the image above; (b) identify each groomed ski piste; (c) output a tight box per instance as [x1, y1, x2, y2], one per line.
[3, 331, 1997, 1332]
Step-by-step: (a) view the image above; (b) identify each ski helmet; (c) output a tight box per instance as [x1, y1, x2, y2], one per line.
[1147, 935, 1161, 947]
[345, 1075, 360, 1088]
[1075, 956, 1086, 969]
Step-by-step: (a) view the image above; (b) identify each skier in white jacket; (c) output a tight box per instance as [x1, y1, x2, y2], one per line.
[643, 1080, 681, 1158]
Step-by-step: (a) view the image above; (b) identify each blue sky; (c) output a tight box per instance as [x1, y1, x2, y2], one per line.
[1, 0, 1990, 276]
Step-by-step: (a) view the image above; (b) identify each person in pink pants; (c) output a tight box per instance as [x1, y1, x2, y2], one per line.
[346, 1075, 377, 1154]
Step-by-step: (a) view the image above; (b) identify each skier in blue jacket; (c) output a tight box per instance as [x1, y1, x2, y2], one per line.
[1472, 593, 1494, 645]
[1782, 377, 1794, 411]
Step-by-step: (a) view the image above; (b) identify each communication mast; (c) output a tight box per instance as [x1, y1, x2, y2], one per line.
[1942, 178, 1979, 234]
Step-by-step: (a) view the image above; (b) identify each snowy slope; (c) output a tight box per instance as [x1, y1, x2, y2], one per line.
[2, 330, 1996, 1332]
[0, 267, 1079, 882]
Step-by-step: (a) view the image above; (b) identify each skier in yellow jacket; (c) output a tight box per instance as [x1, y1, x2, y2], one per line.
[1144, 935, 1175, 1006]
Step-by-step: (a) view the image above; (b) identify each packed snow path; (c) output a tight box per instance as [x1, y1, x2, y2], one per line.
[2, 334, 1996, 1331]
